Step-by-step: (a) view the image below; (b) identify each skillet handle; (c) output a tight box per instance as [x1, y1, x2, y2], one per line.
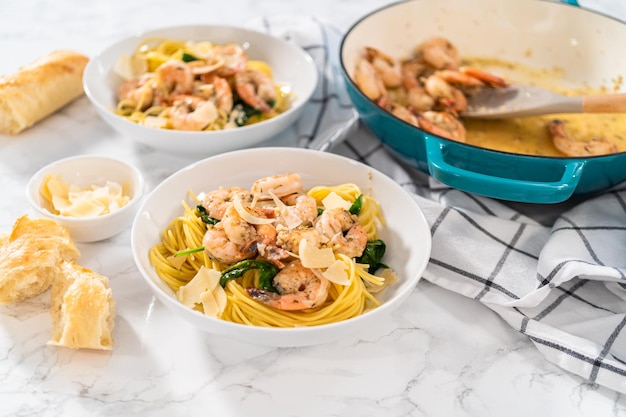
[424, 137, 586, 203]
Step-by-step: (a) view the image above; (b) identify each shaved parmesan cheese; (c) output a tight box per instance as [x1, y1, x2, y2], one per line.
[113, 54, 135, 81]
[177, 267, 214, 307]
[200, 289, 219, 317]
[40, 174, 131, 218]
[233, 194, 274, 225]
[211, 284, 228, 314]
[166, 254, 188, 270]
[176, 266, 227, 317]
[380, 268, 398, 286]
[322, 192, 352, 211]
[269, 191, 302, 229]
[299, 239, 335, 269]
[322, 260, 351, 285]
[143, 116, 168, 129]
[367, 268, 398, 293]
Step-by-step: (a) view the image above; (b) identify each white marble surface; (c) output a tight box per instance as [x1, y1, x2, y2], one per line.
[2, 1, 626, 416]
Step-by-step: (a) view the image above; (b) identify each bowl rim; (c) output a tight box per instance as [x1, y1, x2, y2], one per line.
[26, 154, 145, 224]
[83, 23, 319, 138]
[130, 146, 432, 342]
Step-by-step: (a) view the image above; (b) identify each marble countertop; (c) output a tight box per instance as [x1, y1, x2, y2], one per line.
[2, 0, 626, 416]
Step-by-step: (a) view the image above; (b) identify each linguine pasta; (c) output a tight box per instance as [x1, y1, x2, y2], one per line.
[149, 181, 396, 328]
[114, 37, 292, 132]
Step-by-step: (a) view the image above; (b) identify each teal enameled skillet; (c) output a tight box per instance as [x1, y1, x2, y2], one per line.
[340, 0, 626, 203]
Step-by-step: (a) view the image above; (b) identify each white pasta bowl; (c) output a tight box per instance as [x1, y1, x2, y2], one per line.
[131, 147, 432, 347]
[83, 24, 318, 156]
[27, 155, 144, 243]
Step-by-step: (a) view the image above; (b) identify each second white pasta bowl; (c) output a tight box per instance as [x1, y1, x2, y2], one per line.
[83, 25, 318, 156]
[131, 147, 432, 347]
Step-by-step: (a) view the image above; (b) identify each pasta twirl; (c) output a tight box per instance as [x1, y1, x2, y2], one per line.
[114, 38, 292, 132]
[149, 175, 397, 328]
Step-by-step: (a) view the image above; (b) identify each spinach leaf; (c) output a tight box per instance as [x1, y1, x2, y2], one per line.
[181, 52, 199, 62]
[196, 205, 218, 225]
[349, 194, 363, 215]
[356, 239, 388, 274]
[220, 259, 279, 292]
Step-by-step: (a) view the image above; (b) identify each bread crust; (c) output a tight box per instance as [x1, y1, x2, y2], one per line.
[0, 215, 80, 304]
[0, 50, 89, 134]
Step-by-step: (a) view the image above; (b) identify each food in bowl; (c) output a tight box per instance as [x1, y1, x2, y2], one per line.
[149, 172, 398, 327]
[114, 37, 291, 131]
[132, 147, 431, 346]
[352, 37, 623, 157]
[39, 173, 131, 218]
[27, 155, 144, 242]
[83, 25, 318, 156]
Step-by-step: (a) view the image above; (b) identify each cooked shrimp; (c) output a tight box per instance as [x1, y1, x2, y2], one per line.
[424, 74, 467, 114]
[354, 58, 389, 108]
[415, 37, 459, 69]
[255, 223, 278, 246]
[168, 95, 219, 131]
[400, 60, 435, 111]
[251, 173, 303, 200]
[199, 74, 233, 114]
[202, 204, 264, 263]
[401, 60, 428, 90]
[256, 223, 291, 267]
[234, 68, 277, 114]
[407, 85, 436, 112]
[417, 111, 466, 143]
[246, 260, 330, 311]
[548, 119, 618, 156]
[208, 43, 248, 77]
[155, 60, 194, 95]
[459, 67, 507, 88]
[364, 46, 402, 88]
[221, 205, 257, 246]
[203, 224, 257, 264]
[117, 74, 154, 110]
[276, 227, 327, 255]
[202, 186, 252, 221]
[434, 69, 486, 88]
[314, 208, 368, 258]
[434, 67, 507, 90]
[390, 104, 419, 127]
[279, 193, 319, 227]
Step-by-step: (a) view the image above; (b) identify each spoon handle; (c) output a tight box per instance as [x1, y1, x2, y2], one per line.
[582, 93, 626, 113]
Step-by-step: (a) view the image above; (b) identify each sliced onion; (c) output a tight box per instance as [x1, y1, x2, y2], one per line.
[189, 59, 224, 75]
[233, 194, 274, 225]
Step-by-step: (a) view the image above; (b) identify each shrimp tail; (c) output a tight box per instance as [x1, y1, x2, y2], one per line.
[247, 288, 314, 311]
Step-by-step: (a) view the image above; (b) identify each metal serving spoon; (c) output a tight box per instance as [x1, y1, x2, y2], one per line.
[463, 85, 626, 119]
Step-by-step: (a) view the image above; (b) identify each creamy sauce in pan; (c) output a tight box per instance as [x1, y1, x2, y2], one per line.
[461, 58, 626, 156]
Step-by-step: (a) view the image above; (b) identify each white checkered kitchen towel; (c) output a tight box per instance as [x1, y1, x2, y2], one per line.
[248, 11, 626, 395]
